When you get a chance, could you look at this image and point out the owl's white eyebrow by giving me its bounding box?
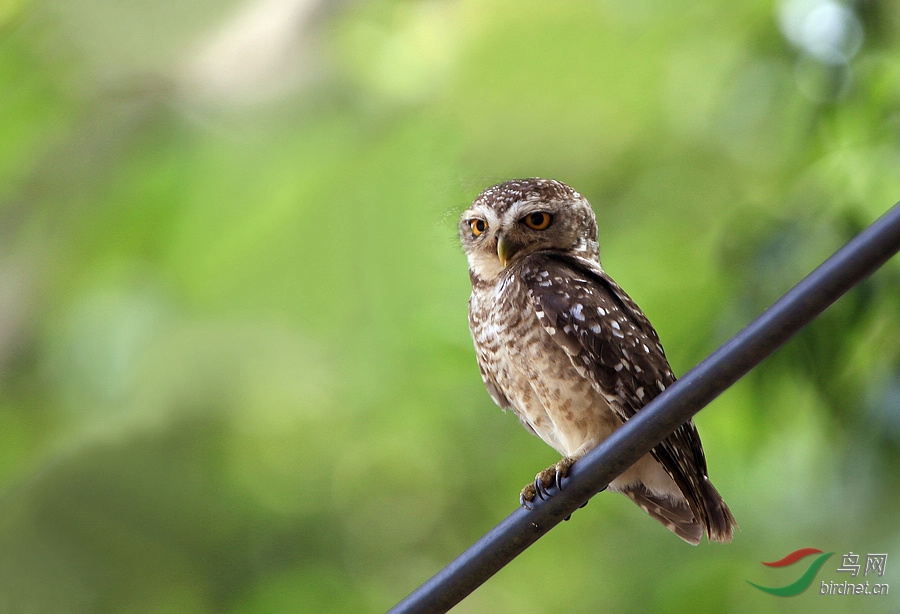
[465,206,500,222]
[513,200,553,214]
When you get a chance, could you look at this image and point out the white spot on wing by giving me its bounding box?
[571,304,585,321]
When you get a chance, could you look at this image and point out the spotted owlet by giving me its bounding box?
[460,178,736,544]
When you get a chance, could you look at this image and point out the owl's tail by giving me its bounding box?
[619,479,738,545]
[696,476,739,543]
[620,484,704,545]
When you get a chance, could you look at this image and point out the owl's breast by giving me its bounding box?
[468,270,619,457]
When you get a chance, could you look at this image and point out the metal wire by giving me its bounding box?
[389,201,900,614]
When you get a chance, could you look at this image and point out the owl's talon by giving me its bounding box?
[520,483,536,509]
[536,465,558,500]
[554,457,575,492]
[534,476,548,500]
[524,458,577,504]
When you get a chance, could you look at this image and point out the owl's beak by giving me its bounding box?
[496,234,521,267]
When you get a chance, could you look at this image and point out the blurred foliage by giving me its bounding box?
[1,0,900,612]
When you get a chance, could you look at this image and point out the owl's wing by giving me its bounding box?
[521,252,714,528]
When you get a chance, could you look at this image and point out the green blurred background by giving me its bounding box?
[2,0,900,612]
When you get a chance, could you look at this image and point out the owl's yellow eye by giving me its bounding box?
[470,219,487,236]
[523,211,552,230]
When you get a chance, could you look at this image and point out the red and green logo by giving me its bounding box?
[748,548,835,596]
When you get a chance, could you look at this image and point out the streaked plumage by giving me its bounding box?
[460,178,736,544]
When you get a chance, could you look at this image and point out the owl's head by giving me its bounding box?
[459,178,600,281]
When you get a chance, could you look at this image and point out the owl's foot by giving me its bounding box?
[519,457,576,509]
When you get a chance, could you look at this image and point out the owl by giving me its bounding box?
[459,178,736,544]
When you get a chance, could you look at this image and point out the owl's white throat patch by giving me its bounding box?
[467,249,506,282]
